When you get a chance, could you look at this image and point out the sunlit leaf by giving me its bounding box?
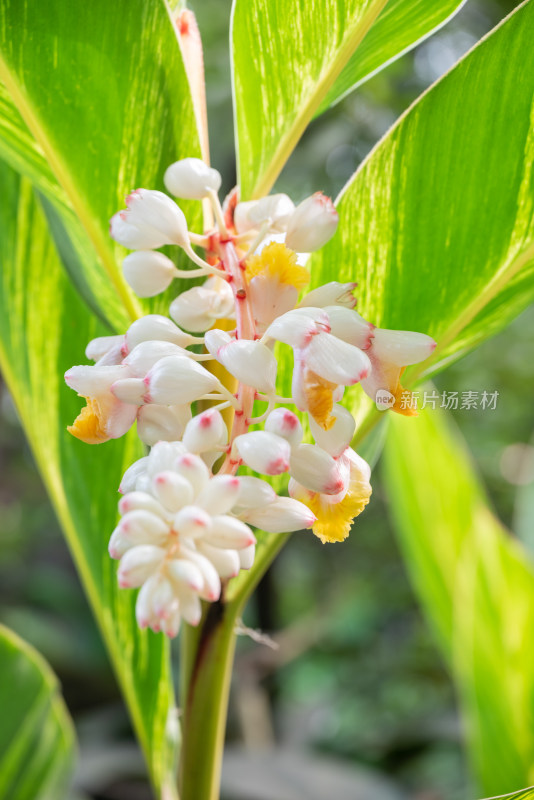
[384,406,534,795]
[319,0,468,113]
[232,0,467,199]
[0,162,177,797]
[307,0,534,434]
[0,0,202,329]
[0,624,74,800]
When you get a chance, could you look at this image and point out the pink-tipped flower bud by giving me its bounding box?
[289,443,346,495]
[164,158,222,200]
[122,251,178,297]
[285,192,338,252]
[233,431,291,476]
[111,189,189,249]
[265,408,303,448]
[182,409,228,454]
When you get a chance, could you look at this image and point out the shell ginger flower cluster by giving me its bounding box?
[65,157,436,637]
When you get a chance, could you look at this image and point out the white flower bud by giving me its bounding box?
[179,548,221,601]
[263,307,330,349]
[119,456,149,494]
[265,408,303,448]
[195,475,241,515]
[238,497,316,533]
[151,471,194,513]
[234,431,291,475]
[206,516,256,549]
[235,476,277,509]
[169,277,234,333]
[285,192,339,252]
[145,355,221,405]
[325,306,374,350]
[110,212,165,250]
[164,158,222,200]
[182,409,227,453]
[173,505,212,538]
[64,364,130,396]
[308,404,355,458]
[167,559,204,592]
[85,335,124,362]
[125,315,196,351]
[118,545,166,588]
[371,328,437,366]
[178,593,203,627]
[136,404,192,446]
[117,189,189,248]
[118,509,169,545]
[239,544,256,570]
[299,282,357,310]
[145,443,187,478]
[111,377,146,405]
[290,443,346,495]
[303,332,371,385]
[234,194,295,234]
[173,453,210,497]
[119,491,169,520]
[123,251,177,297]
[135,574,175,629]
[124,340,189,376]
[197,542,241,579]
[204,330,278,394]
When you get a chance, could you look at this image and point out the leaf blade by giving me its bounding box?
[0,162,177,795]
[0,624,75,800]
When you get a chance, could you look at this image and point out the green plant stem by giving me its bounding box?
[178,530,291,799]
[178,599,237,800]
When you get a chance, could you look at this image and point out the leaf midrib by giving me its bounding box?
[409,239,534,383]
[0,55,142,323]
[246,0,390,199]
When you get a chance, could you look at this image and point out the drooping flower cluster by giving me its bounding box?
[65,157,436,636]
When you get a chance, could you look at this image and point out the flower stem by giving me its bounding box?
[178,600,238,800]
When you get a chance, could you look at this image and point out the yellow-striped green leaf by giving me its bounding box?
[0,0,202,329]
[0,161,177,798]
[0,624,74,800]
[232,0,467,199]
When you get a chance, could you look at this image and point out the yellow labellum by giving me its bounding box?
[392,368,418,417]
[67,396,110,444]
[304,369,336,431]
[295,470,372,544]
[245,242,309,289]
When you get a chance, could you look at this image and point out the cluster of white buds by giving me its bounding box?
[66,157,436,637]
[111,439,314,636]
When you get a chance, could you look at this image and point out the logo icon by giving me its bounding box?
[375,389,395,411]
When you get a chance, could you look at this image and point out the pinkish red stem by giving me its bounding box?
[216,238,256,474]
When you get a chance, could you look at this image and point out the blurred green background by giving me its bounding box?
[1,0,532,797]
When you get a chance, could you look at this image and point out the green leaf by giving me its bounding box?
[319,0,468,113]
[484,790,534,800]
[0,624,75,800]
[0,0,202,329]
[310,0,534,408]
[0,162,177,798]
[384,406,534,795]
[232,0,467,199]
